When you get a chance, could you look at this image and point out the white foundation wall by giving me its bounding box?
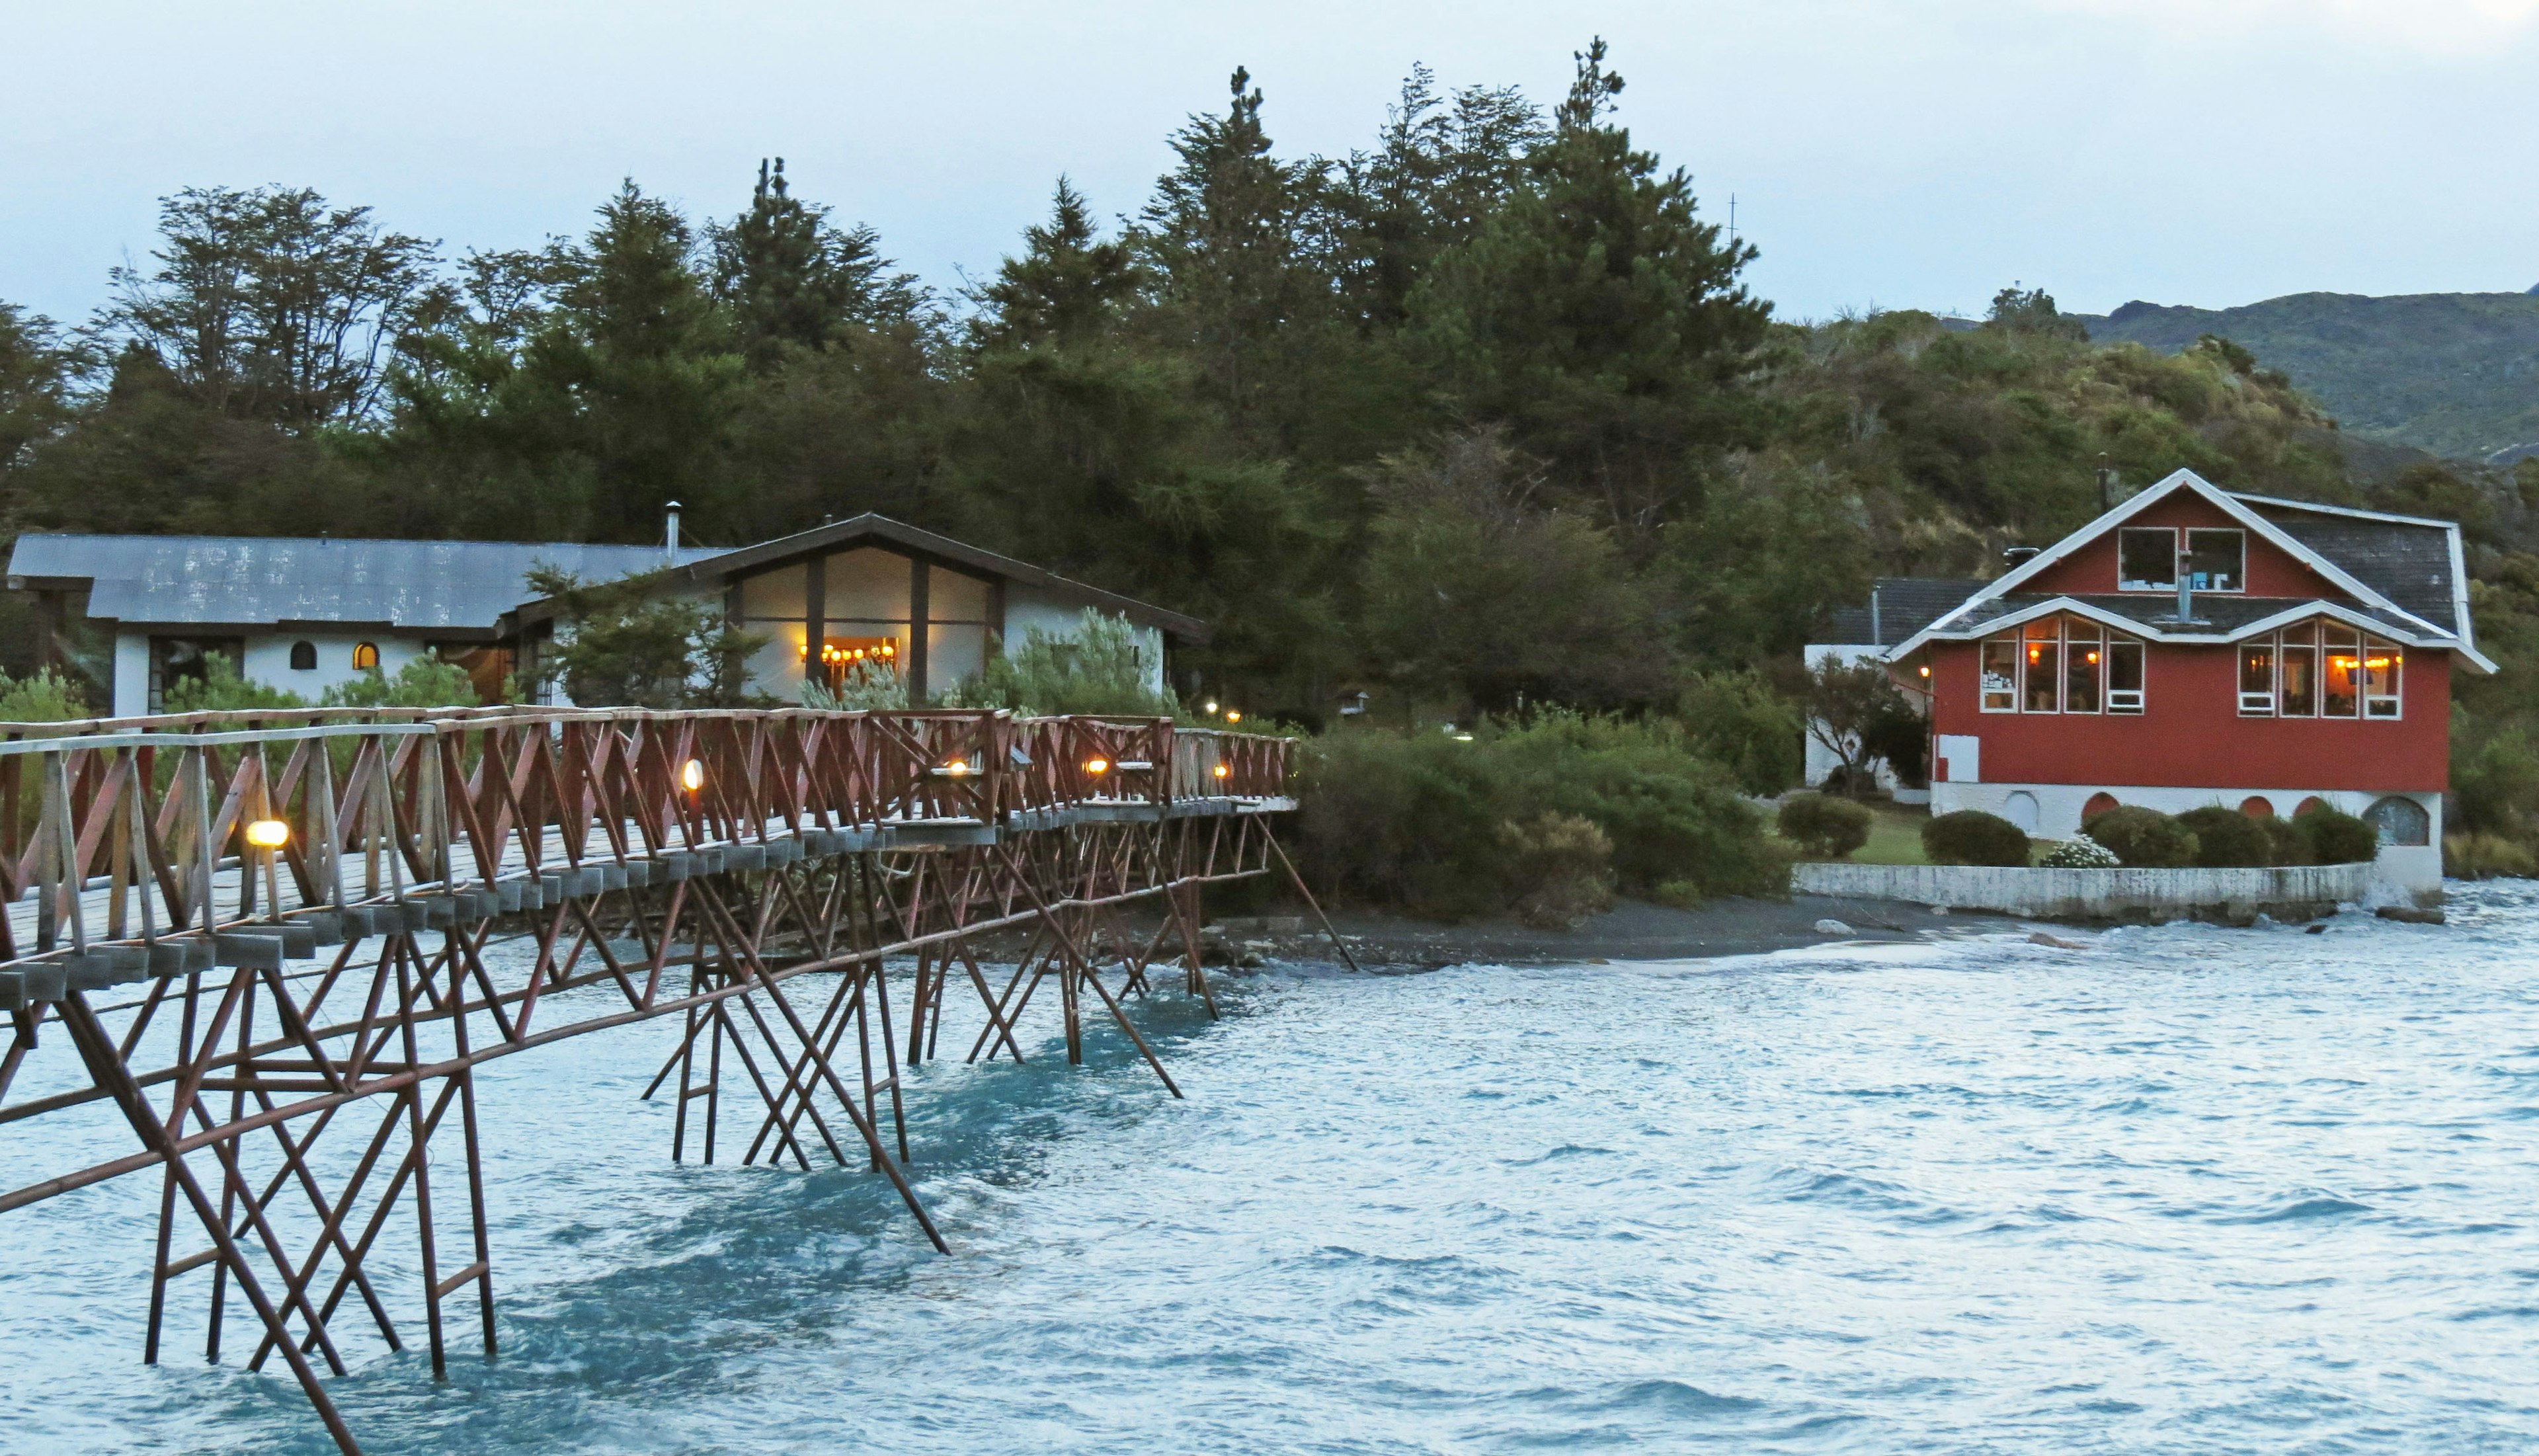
[112,634,149,717]
[244,633,429,703]
[1929,781,2445,893]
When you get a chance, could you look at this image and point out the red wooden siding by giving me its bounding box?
[2025,495,2343,601]
[1927,639,2450,792]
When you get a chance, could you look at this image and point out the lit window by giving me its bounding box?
[2241,620,2399,720]
[351,641,380,670]
[1980,614,2142,715]
[2118,528,2177,590]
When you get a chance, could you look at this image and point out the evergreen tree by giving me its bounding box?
[1408,39,1771,536]
[968,177,1142,351]
[710,157,928,370]
[1332,67,1546,333]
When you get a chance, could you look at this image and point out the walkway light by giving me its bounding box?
[245,819,290,850]
[942,760,972,777]
[680,759,705,793]
[1212,762,1230,780]
[1084,756,1110,776]
[1223,709,1241,724]
[1203,700,1219,714]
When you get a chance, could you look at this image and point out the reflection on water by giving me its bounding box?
[3,886,2536,1453]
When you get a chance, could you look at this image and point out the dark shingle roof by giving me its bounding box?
[2236,500,2460,635]
[1822,578,1989,646]
[7,535,669,632]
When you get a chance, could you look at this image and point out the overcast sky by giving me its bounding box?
[8,0,2536,331]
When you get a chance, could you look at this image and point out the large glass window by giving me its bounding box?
[2182,529,2245,592]
[1980,639,2019,711]
[2118,528,2177,590]
[2023,619,2061,712]
[1982,615,2143,715]
[2239,620,2400,719]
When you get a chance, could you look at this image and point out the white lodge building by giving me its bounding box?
[8,515,1206,716]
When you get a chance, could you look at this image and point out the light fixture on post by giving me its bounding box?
[680,759,705,793]
[245,819,290,850]
[1223,710,1241,725]
[1211,762,1230,781]
[1084,756,1110,776]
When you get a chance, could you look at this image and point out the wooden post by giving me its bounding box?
[906,557,930,702]
[805,552,827,698]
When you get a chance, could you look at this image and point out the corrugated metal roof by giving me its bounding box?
[8,534,670,631]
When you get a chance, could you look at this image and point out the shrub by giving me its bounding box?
[1777,792,1872,860]
[2294,805,2378,865]
[2257,813,2302,868]
[320,657,481,709]
[163,654,309,713]
[2040,833,2118,868]
[1922,810,2031,866]
[938,608,1178,717]
[1498,813,1616,928]
[1292,714,1785,918]
[801,659,909,711]
[0,668,91,723]
[2446,832,2537,879]
[2176,805,2274,868]
[1677,670,1802,795]
[2083,805,2198,868]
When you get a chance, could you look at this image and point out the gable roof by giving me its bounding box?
[506,514,1212,643]
[1886,469,2491,671]
[7,534,666,635]
[1821,577,1989,647]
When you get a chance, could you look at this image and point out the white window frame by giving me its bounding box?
[2236,621,2403,721]
[2182,528,2247,594]
[2117,527,2178,592]
[1978,615,2146,716]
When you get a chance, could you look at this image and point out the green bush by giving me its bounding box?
[1677,670,1802,795]
[2446,832,2536,879]
[1498,812,1616,928]
[0,668,91,723]
[1777,792,1872,859]
[1293,714,1783,918]
[938,608,1178,716]
[2256,813,2301,868]
[1921,810,2031,866]
[163,654,309,713]
[2294,805,2378,865]
[320,657,481,709]
[2176,805,2274,868]
[2083,805,2198,868]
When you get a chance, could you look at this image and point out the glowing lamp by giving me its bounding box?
[245,819,290,850]
[943,760,971,777]
[680,759,705,793]
[1084,757,1110,776]
[1212,762,1231,780]
[1451,732,1476,743]
[1223,710,1242,724]
[1203,700,1219,714]
[1918,665,1931,678]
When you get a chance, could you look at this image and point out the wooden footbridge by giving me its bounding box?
[0,705,1340,1455]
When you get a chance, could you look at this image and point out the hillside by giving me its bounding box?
[2070,290,2539,463]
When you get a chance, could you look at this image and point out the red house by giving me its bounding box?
[1885,469,2489,891]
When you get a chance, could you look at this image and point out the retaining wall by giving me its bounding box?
[1791,860,2374,922]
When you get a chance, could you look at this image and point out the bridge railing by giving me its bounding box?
[0,706,1294,978]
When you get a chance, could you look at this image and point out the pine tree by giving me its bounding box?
[711,158,928,370]
[1408,38,1771,536]
[968,177,1141,351]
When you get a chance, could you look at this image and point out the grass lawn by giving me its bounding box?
[1851,801,1935,865]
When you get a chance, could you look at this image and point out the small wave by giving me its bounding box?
[2208,1195,2372,1225]
[1590,1377,1766,1418]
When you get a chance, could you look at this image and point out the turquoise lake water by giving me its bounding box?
[2,888,2534,1453]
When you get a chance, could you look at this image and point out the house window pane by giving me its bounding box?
[2279,642,2316,715]
[2183,529,2245,592]
[2238,641,2275,715]
[2321,627,2360,717]
[2023,620,2061,712]
[2107,637,2145,713]
[2063,620,2101,713]
[352,641,380,670]
[2364,639,2402,718]
[2118,528,2177,590]
[1980,638,2018,711]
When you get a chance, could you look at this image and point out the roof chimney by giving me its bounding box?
[665,501,683,565]
[2002,546,2040,569]
[1870,585,1883,647]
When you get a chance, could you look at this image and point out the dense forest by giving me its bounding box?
[7,39,2539,880]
